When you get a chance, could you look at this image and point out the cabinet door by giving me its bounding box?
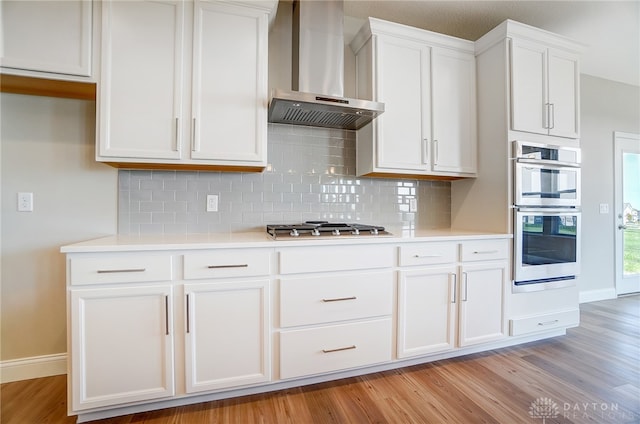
[458,261,507,347]
[70,285,174,411]
[510,39,548,136]
[184,280,270,393]
[375,35,430,171]
[98,0,184,160]
[431,48,477,174]
[1,0,92,77]
[397,266,457,358]
[548,48,579,138]
[190,1,267,164]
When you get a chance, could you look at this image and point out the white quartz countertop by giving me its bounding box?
[61,229,511,253]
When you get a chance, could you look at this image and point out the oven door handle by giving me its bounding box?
[515,207,581,213]
[516,158,581,168]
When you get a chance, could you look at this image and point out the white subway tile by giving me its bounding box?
[118,127,451,235]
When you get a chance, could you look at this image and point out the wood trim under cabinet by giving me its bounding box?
[0,74,96,100]
[102,162,266,173]
[361,172,469,181]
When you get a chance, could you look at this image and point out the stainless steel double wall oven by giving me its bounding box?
[512,141,581,292]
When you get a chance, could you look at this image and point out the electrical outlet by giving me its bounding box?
[206,194,219,212]
[409,198,418,212]
[18,192,33,212]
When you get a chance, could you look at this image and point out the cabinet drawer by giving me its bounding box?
[183,250,271,279]
[69,255,172,285]
[280,272,393,327]
[460,239,509,262]
[510,308,579,336]
[278,245,394,274]
[279,318,392,380]
[399,242,458,266]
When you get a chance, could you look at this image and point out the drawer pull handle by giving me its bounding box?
[538,319,559,326]
[97,268,146,274]
[472,250,499,255]
[414,254,443,258]
[322,345,356,353]
[322,296,357,303]
[207,264,249,269]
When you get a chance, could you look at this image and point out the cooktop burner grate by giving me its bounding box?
[266,221,390,239]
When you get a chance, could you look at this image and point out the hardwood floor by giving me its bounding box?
[2,295,639,424]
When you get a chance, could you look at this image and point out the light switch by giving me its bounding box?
[599,203,609,214]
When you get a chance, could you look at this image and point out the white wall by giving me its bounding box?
[579,75,640,301]
[0,93,117,372]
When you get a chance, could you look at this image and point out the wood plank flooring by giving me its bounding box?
[2,295,639,424]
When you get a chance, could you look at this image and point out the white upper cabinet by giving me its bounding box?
[97,0,275,170]
[373,35,431,172]
[351,18,477,179]
[511,36,580,139]
[1,0,93,79]
[190,1,267,163]
[547,48,580,138]
[431,47,477,174]
[98,0,184,160]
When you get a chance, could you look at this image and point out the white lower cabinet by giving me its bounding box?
[184,280,270,393]
[397,239,509,359]
[70,285,175,410]
[458,262,508,346]
[66,248,272,417]
[398,265,457,357]
[277,246,395,380]
[64,235,567,422]
[279,318,393,380]
[510,309,579,336]
[508,285,580,337]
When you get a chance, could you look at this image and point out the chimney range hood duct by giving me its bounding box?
[268,0,384,130]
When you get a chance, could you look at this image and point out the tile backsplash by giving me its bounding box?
[118,124,451,234]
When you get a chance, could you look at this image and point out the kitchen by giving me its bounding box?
[1,0,639,423]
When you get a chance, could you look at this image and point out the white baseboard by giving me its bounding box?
[579,288,617,304]
[0,353,67,383]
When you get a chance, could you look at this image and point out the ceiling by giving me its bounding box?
[341,1,640,87]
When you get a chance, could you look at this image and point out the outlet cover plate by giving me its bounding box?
[206,194,219,212]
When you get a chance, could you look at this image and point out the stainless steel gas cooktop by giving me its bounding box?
[266,221,391,239]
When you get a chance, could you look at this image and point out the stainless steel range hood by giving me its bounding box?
[268,0,384,130]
